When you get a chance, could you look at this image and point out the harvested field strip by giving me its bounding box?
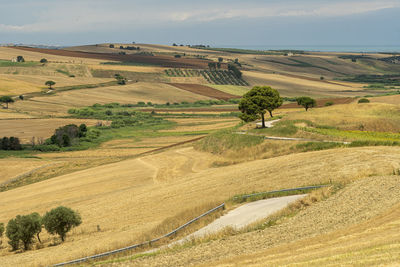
[167,83,238,100]
[12,47,212,69]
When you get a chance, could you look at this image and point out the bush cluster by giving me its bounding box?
[1,137,22,150]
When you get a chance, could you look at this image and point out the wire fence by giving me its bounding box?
[53,203,225,266]
[233,185,329,201]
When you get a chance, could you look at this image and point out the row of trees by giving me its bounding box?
[238,86,318,128]
[0,206,81,251]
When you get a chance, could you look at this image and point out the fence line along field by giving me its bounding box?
[1,146,400,266]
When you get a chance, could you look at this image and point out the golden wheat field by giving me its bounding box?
[287,102,400,132]
[0,118,98,143]
[1,145,400,266]
[0,158,50,184]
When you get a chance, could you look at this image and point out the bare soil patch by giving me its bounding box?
[167,83,238,100]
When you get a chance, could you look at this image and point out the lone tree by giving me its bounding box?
[239,86,283,128]
[0,96,14,109]
[296,96,316,111]
[40,58,48,64]
[45,80,56,89]
[43,206,81,242]
[16,56,25,62]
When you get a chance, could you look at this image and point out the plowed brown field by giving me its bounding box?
[12,47,212,69]
[167,83,238,100]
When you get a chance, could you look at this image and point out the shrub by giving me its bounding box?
[1,136,22,150]
[325,101,334,106]
[50,124,80,147]
[43,206,82,242]
[358,98,370,103]
[17,56,25,62]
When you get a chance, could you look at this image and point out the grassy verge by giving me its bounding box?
[195,128,263,154]
[304,127,400,142]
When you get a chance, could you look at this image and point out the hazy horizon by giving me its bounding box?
[1,0,399,50]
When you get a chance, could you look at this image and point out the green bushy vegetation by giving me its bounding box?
[0,60,39,67]
[249,119,297,136]
[116,99,240,109]
[342,74,400,86]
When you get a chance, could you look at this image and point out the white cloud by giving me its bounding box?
[0,0,398,33]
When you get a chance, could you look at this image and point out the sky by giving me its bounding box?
[0,0,399,49]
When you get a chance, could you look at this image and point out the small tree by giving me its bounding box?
[45,81,56,89]
[358,98,370,103]
[109,44,115,48]
[239,86,283,128]
[114,74,126,85]
[6,218,20,250]
[218,57,223,63]
[16,214,41,250]
[296,96,317,111]
[0,96,14,109]
[17,56,25,62]
[40,58,48,64]
[43,206,82,242]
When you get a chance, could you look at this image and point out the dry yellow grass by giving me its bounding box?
[0,75,41,95]
[0,158,50,184]
[1,146,400,266]
[0,118,98,143]
[242,71,361,98]
[287,102,400,132]
[6,74,113,88]
[27,82,210,107]
[369,94,400,105]
[128,175,400,267]
[160,119,239,133]
[0,110,32,119]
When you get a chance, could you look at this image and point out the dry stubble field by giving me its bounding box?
[1,146,400,266]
